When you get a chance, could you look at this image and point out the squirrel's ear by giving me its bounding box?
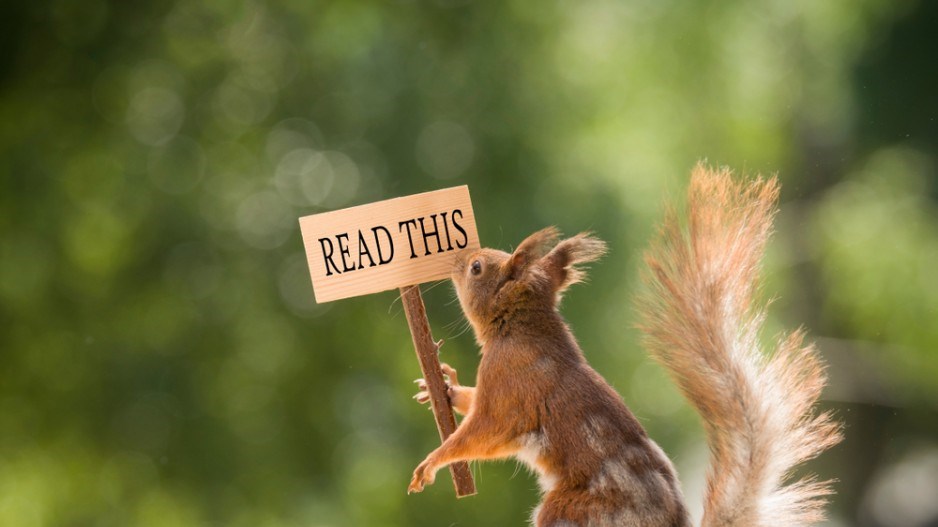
[507,227,560,279]
[542,233,607,294]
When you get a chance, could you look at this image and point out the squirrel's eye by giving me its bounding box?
[470,260,482,276]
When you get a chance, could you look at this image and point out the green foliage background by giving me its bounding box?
[1,0,936,526]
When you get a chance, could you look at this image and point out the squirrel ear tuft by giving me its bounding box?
[507,227,560,279]
[542,233,607,294]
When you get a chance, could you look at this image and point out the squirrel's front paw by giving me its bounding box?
[407,459,436,494]
[413,363,461,405]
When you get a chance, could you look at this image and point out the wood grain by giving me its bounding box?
[299,186,479,303]
[400,285,477,497]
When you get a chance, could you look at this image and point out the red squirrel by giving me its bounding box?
[409,165,842,527]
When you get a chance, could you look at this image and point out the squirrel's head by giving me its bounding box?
[451,227,607,344]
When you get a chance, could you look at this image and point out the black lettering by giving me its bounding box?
[440,211,454,251]
[372,226,394,265]
[398,219,420,259]
[357,230,376,269]
[318,237,342,276]
[451,209,468,248]
[418,214,445,256]
[336,233,355,272]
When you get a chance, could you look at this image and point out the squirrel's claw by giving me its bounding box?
[440,363,460,386]
[413,365,460,405]
[407,475,424,494]
[414,378,430,405]
[408,459,435,494]
[413,390,430,404]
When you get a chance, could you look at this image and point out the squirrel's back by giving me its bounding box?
[637,164,842,527]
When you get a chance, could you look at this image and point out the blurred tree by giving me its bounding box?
[0,0,935,526]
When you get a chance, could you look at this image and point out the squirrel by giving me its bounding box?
[409,164,842,527]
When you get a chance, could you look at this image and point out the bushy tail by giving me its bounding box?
[637,164,842,527]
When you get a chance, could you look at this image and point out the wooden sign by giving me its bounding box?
[298,186,479,497]
[299,186,480,303]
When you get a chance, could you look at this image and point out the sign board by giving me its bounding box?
[299,186,480,303]
[297,185,480,497]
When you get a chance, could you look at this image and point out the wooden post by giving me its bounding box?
[400,285,477,497]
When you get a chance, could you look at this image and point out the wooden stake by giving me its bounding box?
[400,285,477,498]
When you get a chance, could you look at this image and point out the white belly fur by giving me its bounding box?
[515,432,558,492]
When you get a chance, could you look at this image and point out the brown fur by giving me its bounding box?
[408,164,841,527]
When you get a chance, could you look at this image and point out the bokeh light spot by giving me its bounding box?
[236,190,294,249]
[415,121,475,180]
[148,136,205,194]
[126,87,185,146]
